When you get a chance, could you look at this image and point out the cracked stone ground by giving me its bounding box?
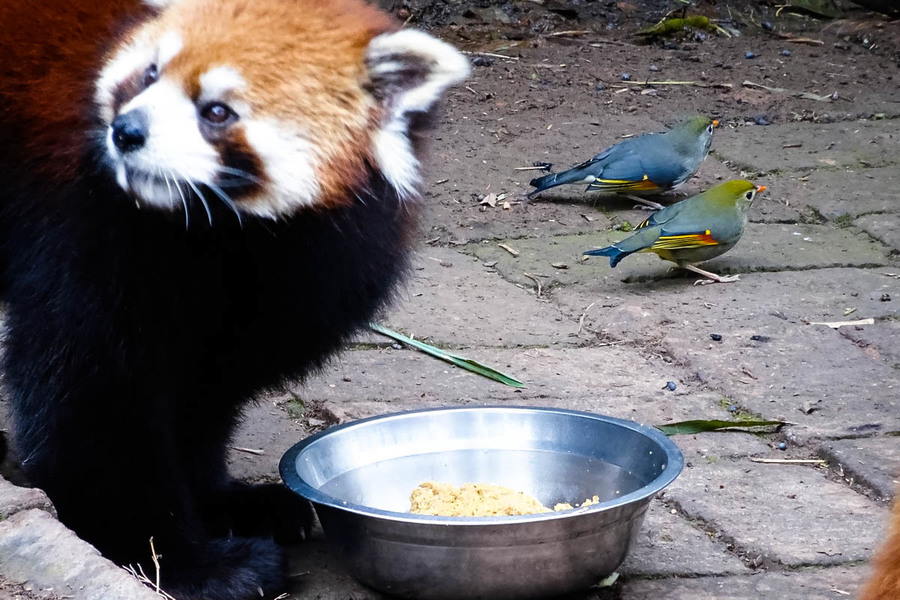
[1,4,899,600]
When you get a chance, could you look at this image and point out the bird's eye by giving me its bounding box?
[745,191,753,200]
[142,64,159,88]
[200,102,236,126]
[707,125,714,134]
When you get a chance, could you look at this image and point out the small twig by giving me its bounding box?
[782,143,803,149]
[808,318,874,329]
[589,40,640,48]
[150,537,162,594]
[515,165,552,171]
[749,458,827,465]
[461,50,519,61]
[549,30,592,37]
[523,272,543,298]
[619,80,733,90]
[498,243,520,256]
[577,302,596,336]
[231,446,265,455]
[465,86,479,96]
[883,273,900,279]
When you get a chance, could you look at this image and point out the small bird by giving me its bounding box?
[528,116,717,208]
[583,180,765,284]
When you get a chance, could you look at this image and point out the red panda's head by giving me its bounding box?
[95,0,468,219]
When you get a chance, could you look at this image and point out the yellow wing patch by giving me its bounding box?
[650,230,719,251]
[587,174,661,193]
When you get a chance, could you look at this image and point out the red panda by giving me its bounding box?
[0,0,467,598]
[860,496,900,600]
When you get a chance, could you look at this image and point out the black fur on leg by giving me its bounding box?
[157,536,286,600]
[201,482,315,544]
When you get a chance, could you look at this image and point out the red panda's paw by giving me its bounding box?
[205,482,316,544]
[160,536,286,600]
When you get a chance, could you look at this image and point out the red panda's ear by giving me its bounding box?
[365,30,469,119]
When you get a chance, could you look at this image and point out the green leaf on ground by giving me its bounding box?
[657,419,785,436]
[369,323,526,388]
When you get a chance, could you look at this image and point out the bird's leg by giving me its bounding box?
[624,195,663,211]
[684,264,741,285]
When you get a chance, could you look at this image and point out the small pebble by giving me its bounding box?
[471,56,494,67]
[728,405,737,413]
[621,72,631,81]
[595,82,606,91]
[781,49,791,57]
[753,115,771,126]
[777,442,787,451]
[664,381,677,391]
[649,64,660,72]
[761,21,773,31]
[710,333,722,341]
[745,51,756,59]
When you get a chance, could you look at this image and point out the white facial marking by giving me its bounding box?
[199,67,251,117]
[142,0,179,8]
[366,30,468,199]
[95,40,155,123]
[157,32,183,69]
[242,120,320,218]
[111,80,219,209]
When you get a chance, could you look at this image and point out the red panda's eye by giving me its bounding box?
[201,102,235,125]
[142,64,159,88]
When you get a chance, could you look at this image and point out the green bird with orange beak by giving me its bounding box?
[584,180,766,284]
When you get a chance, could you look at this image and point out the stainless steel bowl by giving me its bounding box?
[279,407,683,599]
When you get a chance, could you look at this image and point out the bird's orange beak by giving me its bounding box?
[712,120,719,127]
[756,185,767,193]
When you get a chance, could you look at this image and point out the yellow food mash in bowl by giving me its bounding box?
[409,481,599,517]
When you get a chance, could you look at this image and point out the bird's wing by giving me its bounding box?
[649,229,720,251]
[586,136,685,192]
[633,201,721,250]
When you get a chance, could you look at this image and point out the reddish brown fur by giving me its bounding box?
[860,495,900,600]
[0,0,151,185]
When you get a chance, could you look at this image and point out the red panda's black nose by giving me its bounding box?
[111,111,148,153]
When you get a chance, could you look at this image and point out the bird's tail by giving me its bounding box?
[583,245,630,268]
[529,162,596,197]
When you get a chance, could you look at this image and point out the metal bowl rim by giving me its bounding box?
[279,406,684,526]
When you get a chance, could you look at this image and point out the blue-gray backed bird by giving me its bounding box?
[529,116,717,208]
[583,180,765,284]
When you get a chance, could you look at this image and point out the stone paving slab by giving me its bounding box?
[0,478,54,520]
[667,460,887,566]
[855,212,900,252]
[228,394,308,484]
[819,437,900,501]
[549,268,900,442]
[620,500,750,577]
[465,223,892,292]
[772,166,900,221]
[288,345,727,429]
[620,566,870,600]
[0,510,157,600]
[379,248,580,348]
[840,319,900,368]
[712,120,900,174]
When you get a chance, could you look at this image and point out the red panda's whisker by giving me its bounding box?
[168,173,190,231]
[178,171,213,227]
[215,165,262,185]
[205,181,243,228]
